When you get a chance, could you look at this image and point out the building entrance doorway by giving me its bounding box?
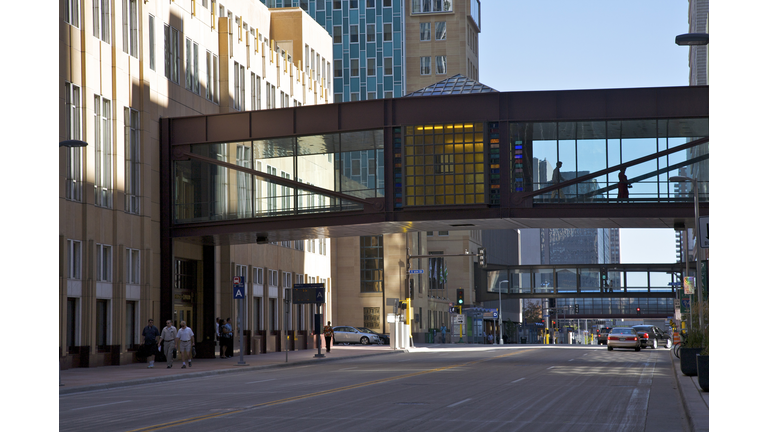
[174,305,194,328]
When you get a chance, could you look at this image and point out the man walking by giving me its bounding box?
[176,321,195,368]
[222,318,233,358]
[141,319,160,368]
[323,321,334,353]
[157,320,177,368]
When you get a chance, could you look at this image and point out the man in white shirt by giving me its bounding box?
[175,320,195,369]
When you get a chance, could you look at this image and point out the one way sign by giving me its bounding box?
[233,276,245,299]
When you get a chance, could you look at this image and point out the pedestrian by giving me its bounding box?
[323,321,334,353]
[222,318,234,358]
[157,320,177,369]
[216,317,225,359]
[141,319,160,368]
[176,320,195,369]
[440,324,447,344]
[617,168,631,199]
[550,161,565,200]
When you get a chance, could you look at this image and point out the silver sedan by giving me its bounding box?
[606,327,641,351]
[332,326,380,345]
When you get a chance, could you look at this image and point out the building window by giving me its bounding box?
[64,82,82,202]
[67,298,78,351]
[186,39,200,94]
[165,25,181,83]
[384,57,393,75]
[367,91,376,101]
[126,301,137,349]
[351,59,359,77]
[435,55,447,74]
[96,243,112,282]
[94,96,113,208]
[367,58,375,76]
[350,25,359,43]
[93,0,111,43]
[334,60,343,78]
[364,307,380,329]
[126,248,140,285]
[206,51,219,103]
[124,107,140,214]
[333,26,342,44]
[333,0,341,9]
[384,23,392,41]
[233,61,242,110]
[148,15,156,70]
[435,21,447,40]
[65,0,80,28]
[68,240,82,280]
[96,299,110,350]
[420,23,431,41]
[429,254,446,290]
[420,56,431,75]
[236,144,252,217]
[254,267,264,285]
[412,0,453,14]
[122,0,139,57]
[269,269,278,287]
[367,24,376,42]
[360,236,383,293]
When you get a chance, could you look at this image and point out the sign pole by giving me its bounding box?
[233,276,248,366]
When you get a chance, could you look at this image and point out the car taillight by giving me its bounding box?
[608,336,617,340]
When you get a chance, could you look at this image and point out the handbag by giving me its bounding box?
[192,346,197,358]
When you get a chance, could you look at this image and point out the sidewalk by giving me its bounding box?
[59,345,400,395]
[670,348,709,432]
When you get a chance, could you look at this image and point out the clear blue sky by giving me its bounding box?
[478,1,689,264]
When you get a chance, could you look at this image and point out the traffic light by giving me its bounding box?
[478,248,487,268]
[636,307,641,315]
[574,304,579,314]
[457,288,464,305]
[600,267,608,288]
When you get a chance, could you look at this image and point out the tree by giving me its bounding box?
[523,300,542,324]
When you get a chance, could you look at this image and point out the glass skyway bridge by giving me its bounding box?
[482,263,688,319]
[162,85,708,244]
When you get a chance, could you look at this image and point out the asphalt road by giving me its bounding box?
[59,345,687,432]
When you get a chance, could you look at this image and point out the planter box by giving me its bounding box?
[697,354,709,392]
[680,347,704,376]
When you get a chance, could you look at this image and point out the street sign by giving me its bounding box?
[455,315,465,324]
[408,269,424,274]
[699,216,709,248]
[233,277,245,299]
[293,283,325,304]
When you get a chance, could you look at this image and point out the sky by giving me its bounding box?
[478,1,689,264]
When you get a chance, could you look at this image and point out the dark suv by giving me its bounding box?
[597,328,612,345]
[632,325,671,349]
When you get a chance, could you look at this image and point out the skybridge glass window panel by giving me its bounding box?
[649,271,676,293]
[511,269,531,294]
[555,268,577,293]
[626,271,649,292]
[533,269,554,293]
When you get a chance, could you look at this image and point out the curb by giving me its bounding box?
[60,350,402,395]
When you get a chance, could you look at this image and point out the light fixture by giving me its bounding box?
[675,33,708,46]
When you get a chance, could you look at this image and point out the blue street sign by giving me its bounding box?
[408,269,424,274]
[233,276,245,299]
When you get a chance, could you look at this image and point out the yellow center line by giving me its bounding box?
[128,349,532,432]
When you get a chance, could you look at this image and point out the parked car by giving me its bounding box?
[606,327,641,351]
[332,326,380,345]
[356,327,390,345]
[632,325,672,349]
[597,328,612,345]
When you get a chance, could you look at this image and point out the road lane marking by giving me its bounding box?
[447,398,472,408]
[69,400,133,411]
[510,378,525,384]
[245,379,276,384]
[127,349,534,432]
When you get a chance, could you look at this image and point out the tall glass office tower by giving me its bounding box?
[261,0,405,102]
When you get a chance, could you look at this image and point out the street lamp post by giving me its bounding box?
[670,176,704,331]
